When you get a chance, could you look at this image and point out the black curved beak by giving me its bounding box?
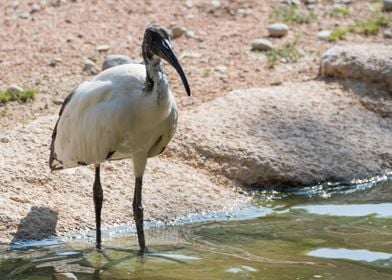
[156,39,191,96]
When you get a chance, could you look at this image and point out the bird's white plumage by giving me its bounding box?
[51,63,177,173]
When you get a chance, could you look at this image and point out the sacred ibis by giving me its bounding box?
[49,26,191,253]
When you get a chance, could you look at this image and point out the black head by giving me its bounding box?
[142,26,191,96]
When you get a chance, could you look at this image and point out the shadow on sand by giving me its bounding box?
[11,206,58,246]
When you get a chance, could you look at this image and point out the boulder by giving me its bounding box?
[320,44,392,90]
[169,81,392,188]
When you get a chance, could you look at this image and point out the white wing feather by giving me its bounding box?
[51,64,146,169]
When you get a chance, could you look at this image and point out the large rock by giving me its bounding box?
[169,81,391,188]
[320,45,392,90]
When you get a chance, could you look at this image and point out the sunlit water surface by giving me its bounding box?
[1,175,391,279]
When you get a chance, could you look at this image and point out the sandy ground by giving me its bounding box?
[0,0,391,128]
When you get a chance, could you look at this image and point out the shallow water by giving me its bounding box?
[1,175,391,280]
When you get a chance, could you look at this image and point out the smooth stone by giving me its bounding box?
[180,51,201,59]
[20,12,29,19]
[96,45,110,52]
[317,30,332,40]
[52,98,64,106]
[52,273,78,280]
[211,0,221,8]
[321,44,392,91]
[215,65,228,75]
[83,58,99,75]
[171,26,187,39]
[185,0,193,8]
[384,0,392,11]
[0,137,10,143]
[252,38,273,51]
[31,3,40,13]
[6,85,23,94]
[102,54,134,70]
[384,29,392,38]
[267,23,289,37]
[282,0,300,5]
[185,30,195,38]
[306,4,317,9]
[49,58,62,67]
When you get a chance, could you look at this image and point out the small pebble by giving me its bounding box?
[185,0,193,8]
[211,0,221,8]
[20,12,29,19]
[180,51,202,59]
[7,85,23,94]
[307,4,317,10]
[237,8,251,15]
[102,54,134,70]
[215,65,227,75]
[267,23,289,37]
[384,29,392,38]
[30,3,40,13]
[0,137,10,143]
[317,30,332,40]
[83,59,99,75]
[384,0,392,11]
[52,273,78,280]
[171,26,187,39]
[185,30,195,38]
[96,45,110,52]
[281,0,300,5]
[52,98,64,105]
[251,38,273,51]
[48,58,62,67]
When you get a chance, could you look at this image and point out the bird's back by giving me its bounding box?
[50,64,150,170]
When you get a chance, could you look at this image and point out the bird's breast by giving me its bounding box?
[115,94,177,156]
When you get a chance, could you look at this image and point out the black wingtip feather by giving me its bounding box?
[49,89,76,170]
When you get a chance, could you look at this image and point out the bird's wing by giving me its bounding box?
[50,64,146,170]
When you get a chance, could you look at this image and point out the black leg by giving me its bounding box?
[133,176,146,253]
[93,165,103,249]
